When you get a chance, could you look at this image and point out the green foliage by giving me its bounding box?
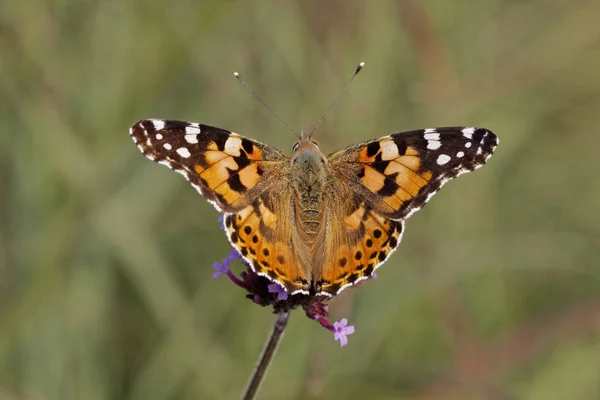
[1,0,599,398]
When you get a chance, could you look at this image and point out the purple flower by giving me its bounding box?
[218,214,226,231]
[212,249,243,279]
[267,283,288,301]
[333,318,355,347]
[211,261,230,279]
[225,249,241,263]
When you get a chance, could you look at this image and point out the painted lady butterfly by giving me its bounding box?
[130,118,497,297]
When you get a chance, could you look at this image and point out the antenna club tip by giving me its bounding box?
[355,62,365,74]
[233,72,239,77]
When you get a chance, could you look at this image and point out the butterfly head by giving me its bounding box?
[291,131,327,168]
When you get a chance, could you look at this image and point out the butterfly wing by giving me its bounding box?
[328,127,498,220]
[130,119,309,294]
[315,185,405,296]
[316,127,498,296]
[130,119,289,212]
[223,187,311,295]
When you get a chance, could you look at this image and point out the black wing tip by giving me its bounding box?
[129,119,161,138]
[474,127,499,146]
[473,127,499,158]
[129,119,166,157]
[129,121,147,147]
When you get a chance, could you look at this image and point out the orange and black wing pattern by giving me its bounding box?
[130,119,311,293]
[316,127,498,296]
[328,127,498,220]
[317,187,405,296]
[223,188,311,295]
[130,119,289,212]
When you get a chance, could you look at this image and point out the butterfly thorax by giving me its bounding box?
[290,141,329,238]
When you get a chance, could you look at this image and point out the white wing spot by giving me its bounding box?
[427,140,441,150]
[436,154,451,165]
[457,151,465,158]
[155,134,163,140]
[462,127,475,139]
[424,132,440,141]
[177,147,192,158]
[380,139,399,160]
[424,128,437,134]
[151,120,165,131]
[185,125,201,134]
[163,143,172,150]
[185,135,199,144]
[224,136,242,156]
[465,142,472,148]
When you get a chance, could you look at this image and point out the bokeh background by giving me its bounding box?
[2,0,600,399]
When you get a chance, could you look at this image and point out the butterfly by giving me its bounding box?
[130,119,497,297]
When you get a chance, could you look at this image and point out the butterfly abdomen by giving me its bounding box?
[290,142,330,236]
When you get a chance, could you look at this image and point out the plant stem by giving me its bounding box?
[241,311,290,400]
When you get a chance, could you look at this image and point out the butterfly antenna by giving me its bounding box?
[234,72,301,139]
[308,61,365,138]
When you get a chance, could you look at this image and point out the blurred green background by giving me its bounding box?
[2,0,600,399]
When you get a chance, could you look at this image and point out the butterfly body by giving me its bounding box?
[290,136,329,236]
[130,120,498,298]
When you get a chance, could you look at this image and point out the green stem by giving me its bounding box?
[241,311,290,400]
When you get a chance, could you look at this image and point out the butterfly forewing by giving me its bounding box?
[328,127,498,221]
[130,119,289,212]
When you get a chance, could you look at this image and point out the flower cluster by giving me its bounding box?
[212,216,357,347]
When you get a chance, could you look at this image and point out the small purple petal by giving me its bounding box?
[226,249,242,262]
[333,318,355,347]
[334,318,348,330]
[220,249,241,272]
[218,214,226,231]
[267,283,288,301]
[370,272,377,280]
[211,261,229,279]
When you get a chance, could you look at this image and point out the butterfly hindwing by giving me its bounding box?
[328,127,498,220]
[318,190,405,296]
[130,119,289,212]
[224,189,310,295]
